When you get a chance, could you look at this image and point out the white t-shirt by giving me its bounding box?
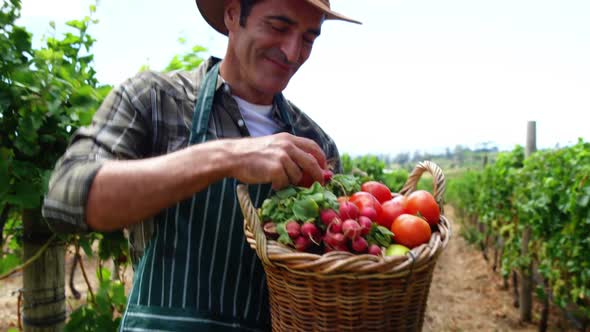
[231,95,281,137]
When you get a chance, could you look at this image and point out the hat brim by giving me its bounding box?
[306,0,362,26]
[195,0,361,36]
[195,0,227,35]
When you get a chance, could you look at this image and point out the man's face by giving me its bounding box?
[227,0,324,96]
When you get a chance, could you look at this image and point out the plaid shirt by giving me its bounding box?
[42,57,341,263]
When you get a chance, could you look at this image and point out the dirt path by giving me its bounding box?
[0,206,578,331]
[423,206,570,332]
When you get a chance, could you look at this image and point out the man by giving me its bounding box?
[43,0,360,330]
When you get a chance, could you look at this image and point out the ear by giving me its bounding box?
[223,0,241,33]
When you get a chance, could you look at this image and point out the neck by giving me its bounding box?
[219,57,274,105]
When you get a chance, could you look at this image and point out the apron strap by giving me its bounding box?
[189,61,221,145]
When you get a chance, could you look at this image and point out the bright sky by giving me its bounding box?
[18,0,590,156]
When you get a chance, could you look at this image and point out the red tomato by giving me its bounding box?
[406,190,440,225]
[360,181,392,204]
[377,195,408,229]
[391,214,431,249]
[349,192,382,219]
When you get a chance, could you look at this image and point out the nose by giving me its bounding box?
[280,34,302,64]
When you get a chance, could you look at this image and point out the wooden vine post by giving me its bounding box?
[22,209,66,331]
[520,121,536,322]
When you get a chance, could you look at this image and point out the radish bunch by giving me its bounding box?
[263,199,390,255]
[320,201,382,255]
[260,174,394,255]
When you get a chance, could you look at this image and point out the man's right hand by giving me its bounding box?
[225,132,327,190]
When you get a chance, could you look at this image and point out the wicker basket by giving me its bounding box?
[237,161,451,332]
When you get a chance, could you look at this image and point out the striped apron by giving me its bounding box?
[120,61,293,331]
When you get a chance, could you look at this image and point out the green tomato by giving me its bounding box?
[385,244,410,257]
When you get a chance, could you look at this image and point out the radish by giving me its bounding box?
[294,236,311,251]
[320,209,339,227]
[301,222,321,244]
[359,207,378,221]
[285,220,300,239]
[323,169,334,182]
[342,219,361,240]
[358,216,372,236]
[368,244,382,256]
[331,243,350,252]
[301,223,319,237]
[324,231,346,247]
[351,236,368,253]
[339,201,359,220]
[328,218,342,234]
[297,171,315,187]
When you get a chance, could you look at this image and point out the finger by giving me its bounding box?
[271,170,290,191]
[290,136,327,169]
[290,148,324,185]
[281,155,303,185]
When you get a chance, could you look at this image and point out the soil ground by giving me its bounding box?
[422,206,576,332]
[0,206,582,331]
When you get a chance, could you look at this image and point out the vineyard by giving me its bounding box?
[446,140,590,331]
[2,0,590,331]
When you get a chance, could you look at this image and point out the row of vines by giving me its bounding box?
[0,1,207,330]
[446,140,590,331]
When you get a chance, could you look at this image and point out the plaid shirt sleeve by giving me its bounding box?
[42,73,153,233]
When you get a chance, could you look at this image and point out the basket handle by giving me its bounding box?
[399,161,446,210]
[236,184,272,266]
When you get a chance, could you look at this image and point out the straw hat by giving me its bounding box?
[195,0,361,35]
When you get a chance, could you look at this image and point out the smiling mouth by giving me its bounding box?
[265,56,295,73]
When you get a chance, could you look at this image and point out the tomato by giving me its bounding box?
[377,195,408,229]
[406,190,440,225]
[360,181,392,204]
[391,214,431,249]
[349,191,382,218]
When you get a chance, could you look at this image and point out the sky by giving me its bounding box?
[17,0,590,156]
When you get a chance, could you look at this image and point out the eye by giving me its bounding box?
[269,24,288,33]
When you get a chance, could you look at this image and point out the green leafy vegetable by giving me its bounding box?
[367,224,394,248]
[325,174,361,197]
[292,197,319,222]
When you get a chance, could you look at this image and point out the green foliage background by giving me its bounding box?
[0,1,208,330]
[446,141,590,321]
